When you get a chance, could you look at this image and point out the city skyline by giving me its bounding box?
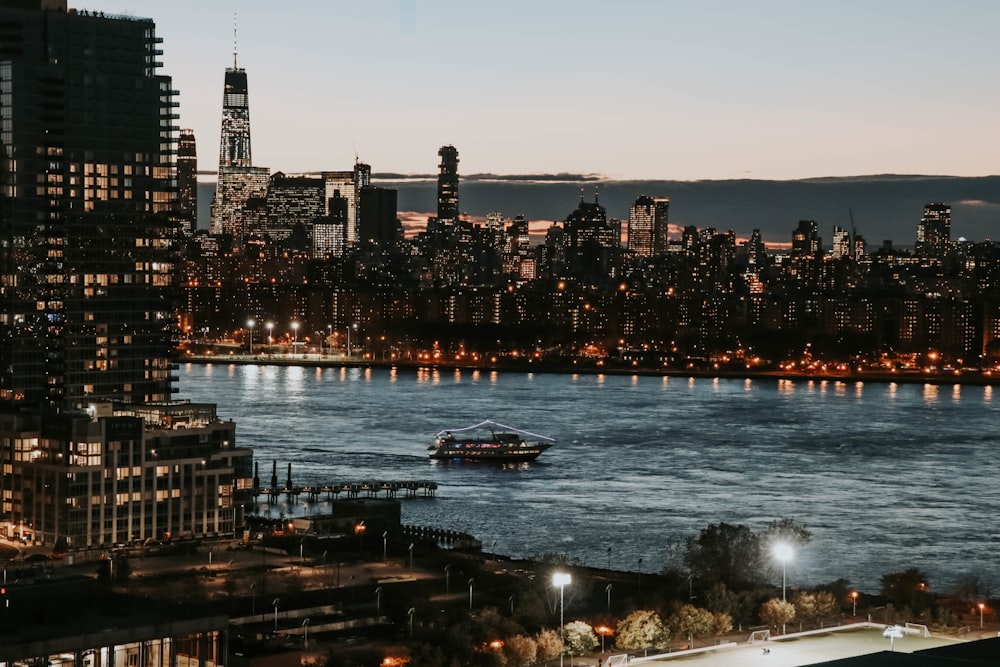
[85,0,1000,182]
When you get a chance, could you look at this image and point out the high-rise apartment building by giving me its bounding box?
[915,202,952,258]
[436,145,459,225]
[0,2,253,549]
[177,129,198,234]
[267,172,324,241]
[628,195,670,256]
[0,1,178,408]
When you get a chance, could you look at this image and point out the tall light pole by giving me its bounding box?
[851,591,858,616]
[250,583,256,617]
[327,324,332,357]
[606,583,612,611]
[383,531,388,562]
[246,319,255,355]
[408,542,415,570]
[979,602,985,628]
[773,543,794,601]
[553,572,571,667]
[445,564,451,594]
[291,322,299,352]
[468,578,475,610]
[272,598,280,632]
[266,322,274,351]
[375,586,382,616]
[302,618,310,648]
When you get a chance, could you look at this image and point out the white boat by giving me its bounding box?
[428,420,556,462]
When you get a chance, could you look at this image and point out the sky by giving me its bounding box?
[85,0,1000,182]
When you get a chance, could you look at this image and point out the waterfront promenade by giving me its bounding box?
[181,351,1000,387]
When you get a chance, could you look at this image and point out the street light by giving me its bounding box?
[375,586,382,616]
[266,322,274,350]
[606,583,612,611]
[250,583,256,617]
[302,618,310,648]
[246,319,255,355]
[596,625,611,653]
[468,577,475,610]
[851,591,858,616]
[445,564,451,594]
[291,322,299,352]
[383,530,388,562]
[979,602,985,628]
[272,598,281,632]
[408,607,416,637]
[773,542,794,601]
[408,542,415,570]
[553,572,571,667]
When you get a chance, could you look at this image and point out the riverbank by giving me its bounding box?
[179,352,998,387]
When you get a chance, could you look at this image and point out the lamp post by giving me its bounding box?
[302,618,310,648]
[979,602,985,629]
[553,572,571,667]
[326,324,332,357]
[246,319,255,355]
[597,625,611,653]
[444,564,451,594]
[250,583,256,617]
[606,583,612,611]
[851,591,858,616]
[468,577,475,610]
[375,586,382,616]
[266,322,274,351]
[408,542,414,571]
[383,531,388,562]
[408,607,416,637]
[291,322,299,353]
[272,598,280,632]
[773,543,794,601]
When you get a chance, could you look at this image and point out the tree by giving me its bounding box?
[712,611,733,636]
[667,604,715,645]
[615,610,670,650]
[563,621,598,656]
[684,522,761,589]
[534,628,562,662]
[880,568,934,615]
[792,591,837,626]
[504,635,537,667]
[759,598,795,633]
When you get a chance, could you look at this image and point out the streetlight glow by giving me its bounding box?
[773,542,794,601]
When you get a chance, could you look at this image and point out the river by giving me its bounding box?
[179,363,1000,592]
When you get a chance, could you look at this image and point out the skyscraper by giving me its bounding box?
[436,145,459,225]
[177,129,198,233]
[210,46,268,238]
[628,195,670,256]
[915,202,951,258]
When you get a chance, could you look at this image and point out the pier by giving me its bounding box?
[252,460,437,505]
[253,480,437,503]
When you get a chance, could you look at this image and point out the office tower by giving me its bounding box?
[210,47,268,238]
[564,190,620,280]
[628,195,670,256]
[436,145,459,225]
[915,202,951,258]
[314,192,348,258]
[321,161,369,252]
[358,186,399,248]
[0,2,252,550]
[267,172,324,241]
[832,226,851,260]
[177,129,198,234]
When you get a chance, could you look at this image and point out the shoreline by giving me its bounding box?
[178,353,997,388]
